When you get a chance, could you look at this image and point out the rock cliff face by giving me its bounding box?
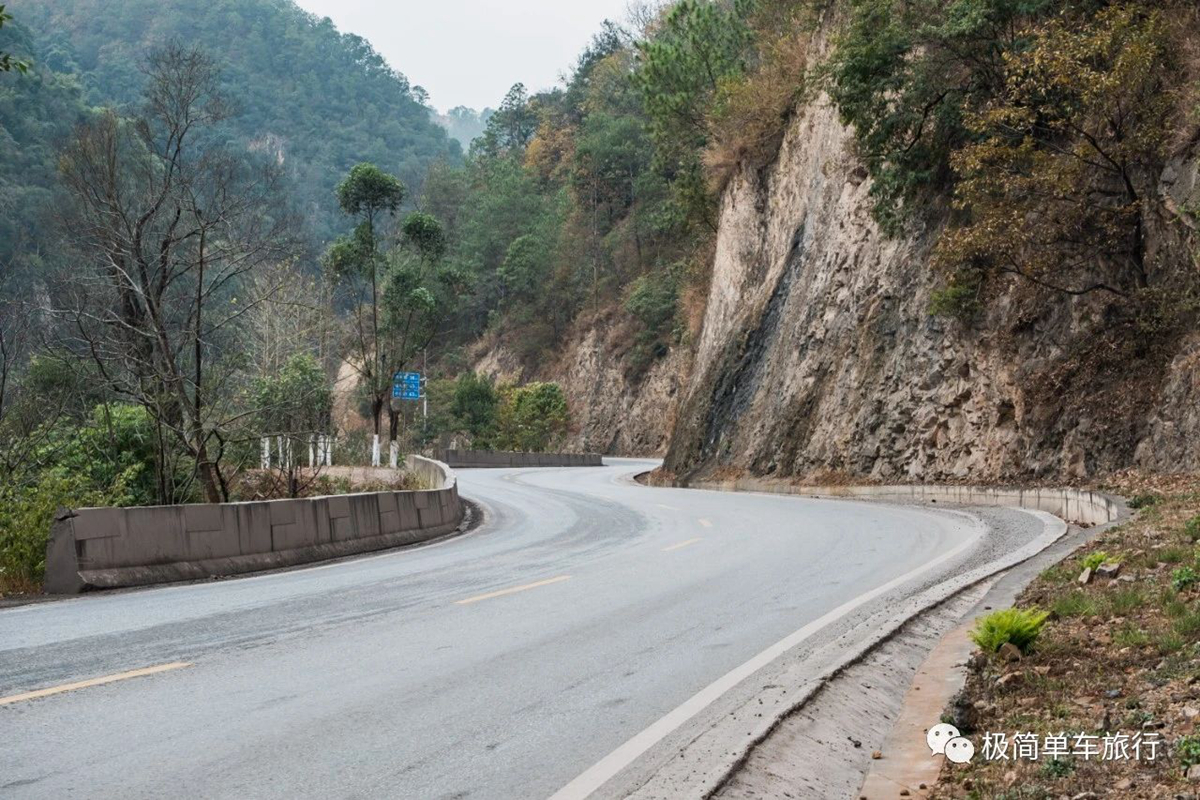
[472,75,1199,480]
[660,92,1200,483]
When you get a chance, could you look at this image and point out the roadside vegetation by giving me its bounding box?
[934,474,1200,797]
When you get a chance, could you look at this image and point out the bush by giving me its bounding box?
[1128,493,1162,510]
[0,473,109,592]
[495,382,570,453]
[29,403,164,506]
[1177,735,1200,770]
[1184,516,1200,543]
[1082,551,1110,571]
[624,271,680,380]
[451,372,500,445]
[1173,567,1198,592]
[929,274,982,321]
[971,607,1051,654]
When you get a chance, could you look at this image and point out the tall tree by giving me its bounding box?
[935,4,1171,301]
[326,162,404,465]
[55,44,296,503]
[380,211,454,463]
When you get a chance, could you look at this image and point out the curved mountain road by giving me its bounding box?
[0,459,1048,799]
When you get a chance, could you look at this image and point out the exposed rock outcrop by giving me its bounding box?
[661,91,1200,482]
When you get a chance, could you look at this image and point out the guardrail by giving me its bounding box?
[44,455,463,594]
[679,477,1122,525]
[432,449,603,468]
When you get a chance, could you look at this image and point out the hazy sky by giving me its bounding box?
[292,0,634,113]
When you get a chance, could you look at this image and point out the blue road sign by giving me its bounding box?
[392,371,423,400]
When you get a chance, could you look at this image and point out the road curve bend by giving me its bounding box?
[0,459,1047,799]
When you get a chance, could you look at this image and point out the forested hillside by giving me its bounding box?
[4,0,458,246]
[416,0,1200,476]
[3,0,1200,593]
[424,6,763,375]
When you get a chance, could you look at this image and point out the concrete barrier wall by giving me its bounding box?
[44,455,463,594]
[683,477,1123,525]
[433,449,602,469]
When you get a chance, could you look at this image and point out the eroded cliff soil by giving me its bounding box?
[661,93,1200,482]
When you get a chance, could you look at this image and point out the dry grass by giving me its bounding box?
[704,19,814,191]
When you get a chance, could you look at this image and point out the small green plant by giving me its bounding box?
[929,278,981,320]
[971,607,1050,654]
[1040,757,1073,778]
[1177,735,1200,770]
[1052,590,1098,618]
[1039,564,1073,586]
[1107,587,1146,615]
[1173,567,1199,592]
[1081,551,1109,571]
[1159,546,1189,564]
[1155,630,1186,655]
[1162,589,1190,618]
[1128,493,1162,509]
[1114,623,1150,648]
[1185,516,1200,543]
[1174,610,1200,637]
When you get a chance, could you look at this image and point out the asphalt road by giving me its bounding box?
[0,459,1035,799]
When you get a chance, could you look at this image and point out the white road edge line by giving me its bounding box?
[548,520,982,800]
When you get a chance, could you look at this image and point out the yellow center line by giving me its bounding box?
[455,575,572,605]
[0,661,192,706]
[662,537,703,552]
[697,518,713,528]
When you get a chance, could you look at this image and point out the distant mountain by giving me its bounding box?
[11,0,461,245]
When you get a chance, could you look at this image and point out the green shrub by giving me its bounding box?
[1184,516,1200,543]
[450,372,500,445]
[1128,493,1162,510]
[624,270,680,380]
[495,382,570,453]
[1177,735,1200,770]
[1082,551,1110,571]
[971,607,1051,654]
[1174,567,1199,592]
[0,473,109,592]
[929,277,981,320]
